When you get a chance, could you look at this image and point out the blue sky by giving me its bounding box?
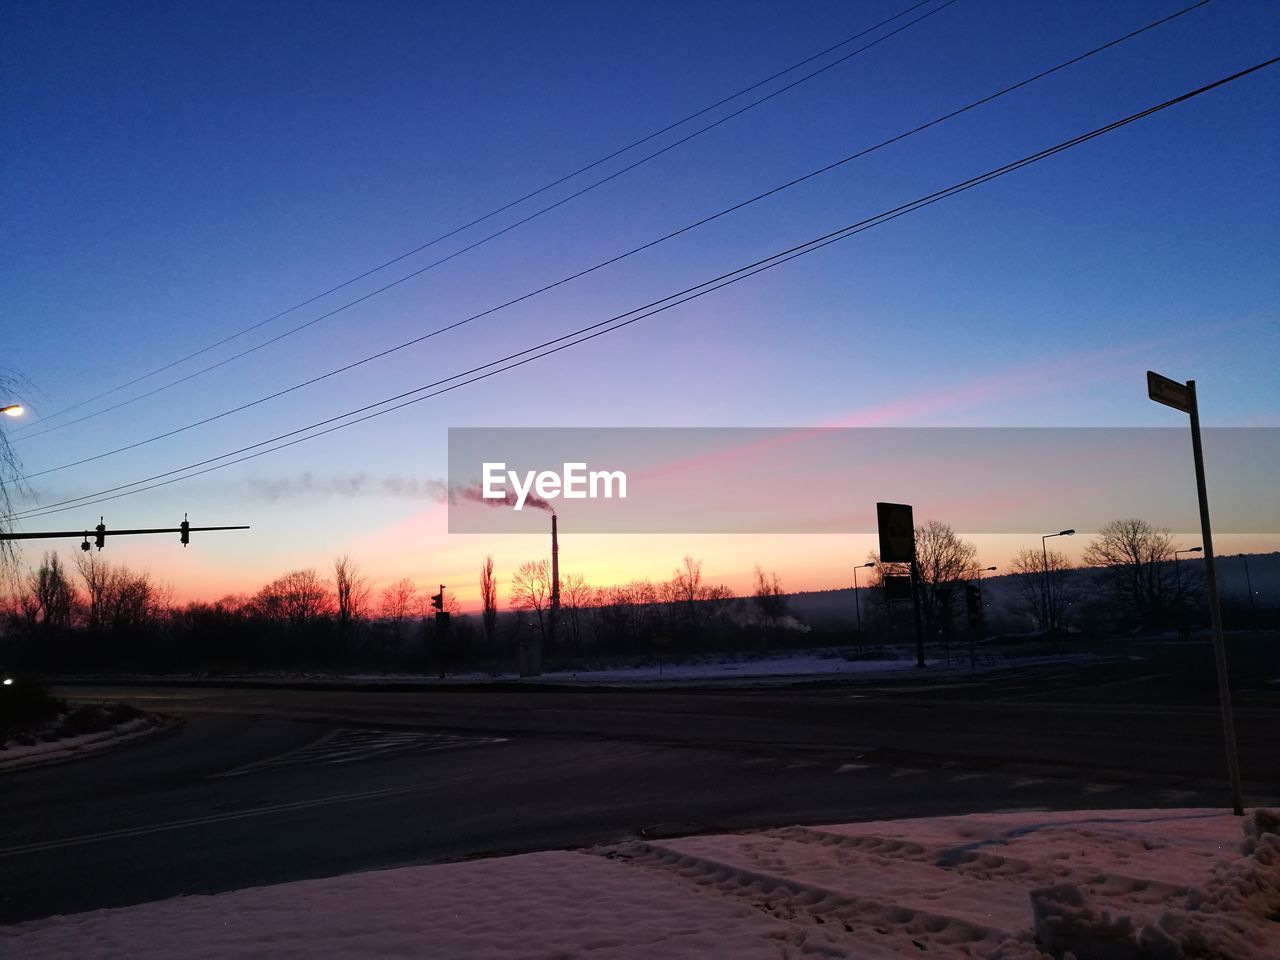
[2,0,1277,602]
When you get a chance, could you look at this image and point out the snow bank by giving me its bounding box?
[0,716,162,771]
[4,808,1276,958]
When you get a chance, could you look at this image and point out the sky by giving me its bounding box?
[2,0,1278,608]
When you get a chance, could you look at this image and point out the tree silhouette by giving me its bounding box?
[1011,546,1075,631]
[1084,518,1177,626]
[480,556,497,650]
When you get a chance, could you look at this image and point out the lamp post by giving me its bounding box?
[1041,529,1074,636]
[1242,554,1256,616]
[1,404,24,417]
[976,565,996,609]
[1174,546,1202,597]
[970,566,996,671]
[853,562,874,638]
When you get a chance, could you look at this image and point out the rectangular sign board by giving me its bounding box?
[883,574,913,602]
[876,501,915,563]
[1147,371,1194,414]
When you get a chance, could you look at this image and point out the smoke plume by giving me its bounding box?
[246,473,449,503]
[455,484,554,513]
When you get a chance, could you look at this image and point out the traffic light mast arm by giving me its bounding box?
[0,525,250,541]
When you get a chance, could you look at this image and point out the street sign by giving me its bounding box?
[1147,370,1193,414]
[883,574,912,602]
[876,502,915,563]
[1146,372,1242,816]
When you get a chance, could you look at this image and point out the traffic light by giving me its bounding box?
[964,583,982,628]
[180,514,190,547]
[95,518,106,551]
[431,586,445,612]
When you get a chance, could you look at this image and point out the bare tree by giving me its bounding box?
[560,572,592,653]
[510,560,551,643]
[1083,519,1177,626]
[752,565,788,631]
[480,556,498,650]
[332,555,371,652]
[254,569,334,629]
[671,555,706,631]
[1010,546,1075,631]
[28,551,78,636]
[75,551,113,637]
[913,520,979,639]
[380,577,418,653]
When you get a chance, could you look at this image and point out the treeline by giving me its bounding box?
[1,518,1271,676]
[864,518,1268,640]
[0,552,803,675]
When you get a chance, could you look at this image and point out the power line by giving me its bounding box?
[14,0,1212,484]
[9,55,1273,524]
[14,0,955,441]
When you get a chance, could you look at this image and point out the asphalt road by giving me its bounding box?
[2,644,1277,925]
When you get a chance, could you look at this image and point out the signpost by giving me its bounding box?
[876,502,916,563]
[877,502,925,668]
[1147,371,1243,815]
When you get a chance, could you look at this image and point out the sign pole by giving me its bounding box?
[1187,380,1244,815]
[909,558,925,669]
[1147,371,1243,816]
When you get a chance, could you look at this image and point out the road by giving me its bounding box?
[2,643,1277,924]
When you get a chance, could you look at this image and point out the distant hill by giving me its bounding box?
[778,552,1278,631]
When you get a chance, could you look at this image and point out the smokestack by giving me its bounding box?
[550,513,560,652]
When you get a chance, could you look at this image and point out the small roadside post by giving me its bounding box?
[1147,371,1243,815]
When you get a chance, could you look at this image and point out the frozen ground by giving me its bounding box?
[55,648,1108,689]
[5,807,1276,958]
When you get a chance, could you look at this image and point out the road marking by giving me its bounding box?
[0,746,653,859]
[1083,782,1121,794]
[1157,788,1200,803]
[214,728,506,777]
[834,763,873,773]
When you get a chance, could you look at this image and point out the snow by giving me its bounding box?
[5,808,1277,958]
[0,717,163,771]
[55,650,1107,689]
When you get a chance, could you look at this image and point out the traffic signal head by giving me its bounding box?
[95,518,106,551]
[964,583,982,626]
[180,515,190,547]
[431,587,444,611]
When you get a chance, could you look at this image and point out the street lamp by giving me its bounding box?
[1174,546,1203,598]
[1041,529,1074,634]
[853,562,874,636]
[1,404,24,417]
[976,565,996,607]
[968,566,996,671]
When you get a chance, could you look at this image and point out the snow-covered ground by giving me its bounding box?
[0,715,170,771]
[5,807,1277,958]
[56,649,1107,689]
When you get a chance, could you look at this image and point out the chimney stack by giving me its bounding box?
[550,513,560,652]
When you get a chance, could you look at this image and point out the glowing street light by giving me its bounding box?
[1,404,24,417]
